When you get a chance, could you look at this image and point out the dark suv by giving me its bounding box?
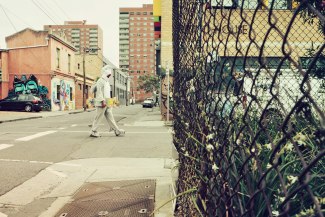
[0,94,42,112]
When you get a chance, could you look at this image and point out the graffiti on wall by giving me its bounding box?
[51,79,75,111]
[10,74,51,110]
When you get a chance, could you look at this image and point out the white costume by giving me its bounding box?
[90,65,125,137]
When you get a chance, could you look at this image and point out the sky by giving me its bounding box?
[0,0,153,66]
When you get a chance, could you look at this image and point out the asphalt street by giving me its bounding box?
[0,105,175,217]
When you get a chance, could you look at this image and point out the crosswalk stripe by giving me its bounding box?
[0,159,53,164]
[0,144,13,151]
[15,131,57,142]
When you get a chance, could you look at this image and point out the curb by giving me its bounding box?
[0,116,42,124]
[0,109,94,124]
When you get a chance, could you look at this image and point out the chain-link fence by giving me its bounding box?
[172,0,324,216]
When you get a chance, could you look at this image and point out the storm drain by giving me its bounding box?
[55,179,156,217]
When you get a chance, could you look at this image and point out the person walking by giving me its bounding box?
[90,65,125,138]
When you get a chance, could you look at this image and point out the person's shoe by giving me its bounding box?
[90,131,101,137]
[115,129,125,136]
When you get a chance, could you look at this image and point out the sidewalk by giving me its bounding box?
[0,107,177,217]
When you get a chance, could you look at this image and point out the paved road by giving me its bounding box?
[0,105,174,217]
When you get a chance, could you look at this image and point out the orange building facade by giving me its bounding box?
[1,28,78,111]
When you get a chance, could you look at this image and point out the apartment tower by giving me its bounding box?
[119,4,155,102]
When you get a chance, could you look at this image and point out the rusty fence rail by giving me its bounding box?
[172,0,324,216]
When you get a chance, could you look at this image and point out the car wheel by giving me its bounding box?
[25,104,33,112]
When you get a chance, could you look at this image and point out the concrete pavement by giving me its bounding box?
[0,106,178,217]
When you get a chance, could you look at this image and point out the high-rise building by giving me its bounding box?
[119,4,155,102]
[44,21,103,56]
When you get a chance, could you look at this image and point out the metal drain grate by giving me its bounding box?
[55,179,156,217]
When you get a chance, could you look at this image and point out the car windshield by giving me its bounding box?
[6,96,17,101]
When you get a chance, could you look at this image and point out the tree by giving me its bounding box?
[296,0,325,34]
[137,74,160,93]
[305,44,325,79]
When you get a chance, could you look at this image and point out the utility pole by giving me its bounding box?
[82,48,86,111]
[125,76,128,106]
[113,68,116,98]
[82,47,100,111]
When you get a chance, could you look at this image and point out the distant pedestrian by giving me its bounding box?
[90,65,125,137]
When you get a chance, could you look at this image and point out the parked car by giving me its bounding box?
[142,98,155,108]
[0,94,42,112]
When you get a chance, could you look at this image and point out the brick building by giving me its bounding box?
[0,49,9,99]
[44,21,103,109]
[119,4,155,102]
[2,28,78,111]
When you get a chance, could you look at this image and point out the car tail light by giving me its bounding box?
[32,99,38,104]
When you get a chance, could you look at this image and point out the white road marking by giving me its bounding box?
[58,127,66,130]
[46,168,67,178]
[71,124,77,127]
[0,144,13,151]
[0,212,8,217]
[15,131,57,141]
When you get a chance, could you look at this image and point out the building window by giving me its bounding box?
[68,54,71,72]
[78,84,82,90]
[56,48,60,69]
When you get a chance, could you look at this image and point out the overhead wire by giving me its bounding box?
[1,1,108,83]
[52,0,71,20]
[0,6,49,72]
[30,0,58,24]
[0,4,18,32]
[35,0,63,24]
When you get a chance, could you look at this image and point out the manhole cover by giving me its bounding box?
[55,179,156,217]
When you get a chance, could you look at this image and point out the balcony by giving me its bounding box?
[120,35,129,40]
[119,24,129,29]
[119,40,129,45]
